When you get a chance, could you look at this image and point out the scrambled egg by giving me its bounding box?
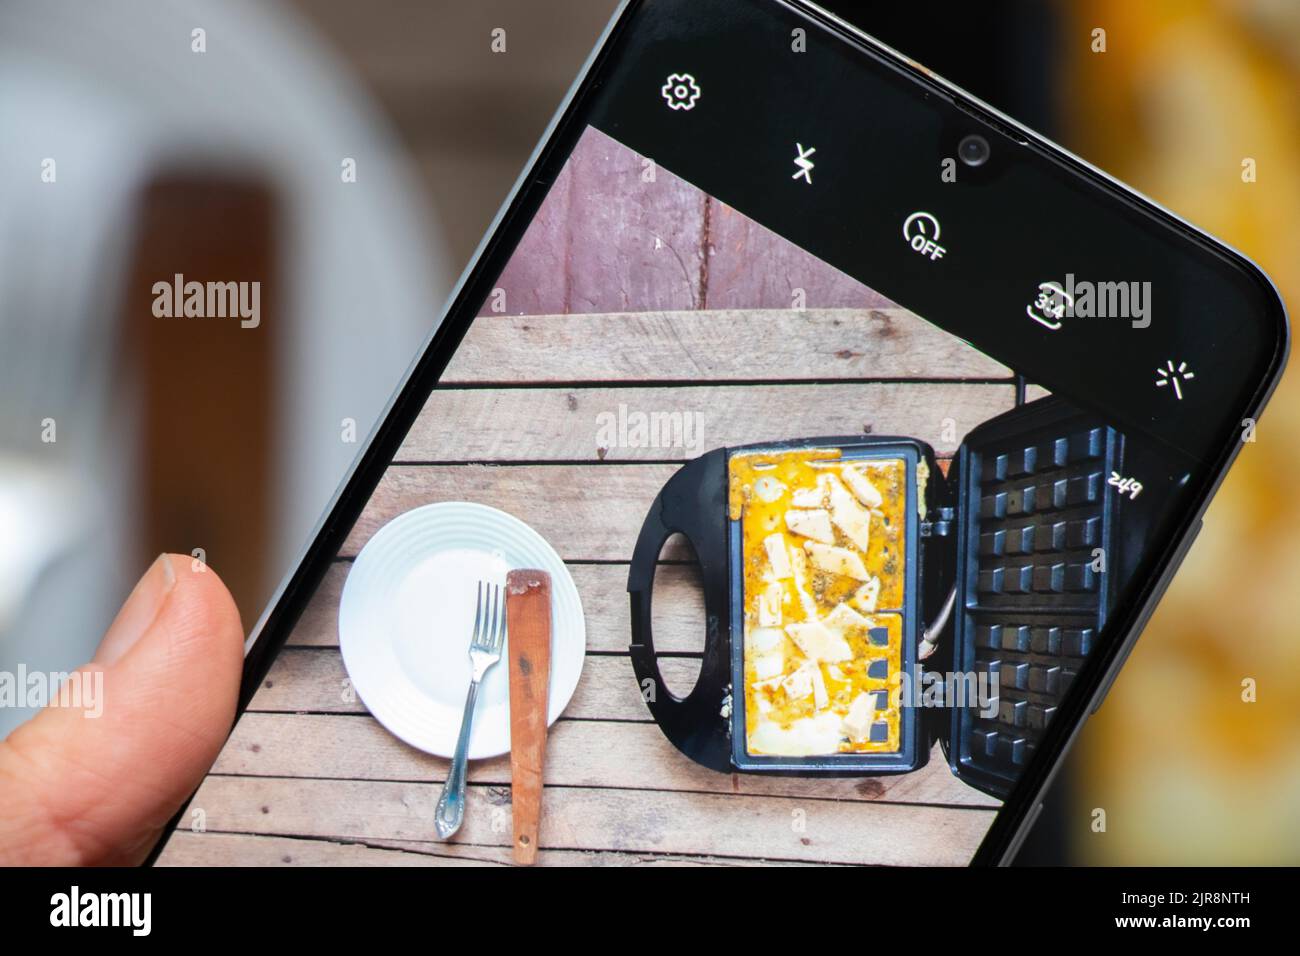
[729,450,907,756]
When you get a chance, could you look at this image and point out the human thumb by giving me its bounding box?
[0,554,243,865]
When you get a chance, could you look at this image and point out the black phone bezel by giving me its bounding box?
[146,0,1290,867]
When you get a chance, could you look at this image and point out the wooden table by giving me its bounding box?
[160,301,1026,866]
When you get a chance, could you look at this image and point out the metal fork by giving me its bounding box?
[434,581,507,840]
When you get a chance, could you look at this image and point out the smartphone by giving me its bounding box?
[150,0,1288,866]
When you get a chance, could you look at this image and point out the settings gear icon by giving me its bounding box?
[661,73,701,111]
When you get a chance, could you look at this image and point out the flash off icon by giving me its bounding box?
[792,143,816,184]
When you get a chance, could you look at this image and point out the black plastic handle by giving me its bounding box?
[627,448,733,772]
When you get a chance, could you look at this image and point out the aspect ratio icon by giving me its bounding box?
[903,212,946,261]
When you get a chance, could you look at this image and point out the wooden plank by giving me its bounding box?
[157,831,780,867]
[253,649,700,723]
[180,775,994,866]
[288,562,349,648]
[215,713,1000,809]
[443,308,1010,383]
[342,463,677,559]
[287,562,708,655]
[399,382,1015,461]
[703,200,896,311]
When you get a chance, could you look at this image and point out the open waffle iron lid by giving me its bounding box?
[628,396,1138,799]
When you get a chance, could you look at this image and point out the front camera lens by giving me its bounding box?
[958,134,991,167]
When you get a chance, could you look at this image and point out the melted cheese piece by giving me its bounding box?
[788,543,819,620]
[781,662,817,702]
[763,533,792,580]
[790,482,825,508]
[785,508,835,543]
[843,691,879,743]
[824,601,870,632]
[842,465,884,510]
[826,474,871,552]
[746,626,786,681]
[749,712,844,756]
[785,621,853,663]
[731,449,907,757]
[804,541,871,581]
[810,663,830,710]
[851,577,881,613]
[757,581,784,627]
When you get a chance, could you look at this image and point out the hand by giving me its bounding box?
[0,554,243,865]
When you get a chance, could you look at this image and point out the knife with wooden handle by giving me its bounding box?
[505,569,552,865]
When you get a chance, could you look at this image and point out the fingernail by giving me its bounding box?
[94,554,177,666]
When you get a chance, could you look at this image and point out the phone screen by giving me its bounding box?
[167,0,1284,866]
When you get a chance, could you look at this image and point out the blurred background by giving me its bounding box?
[1,0,1295,863]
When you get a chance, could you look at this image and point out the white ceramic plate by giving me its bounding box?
[339,502,585,759]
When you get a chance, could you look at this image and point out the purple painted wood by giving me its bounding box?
[479,157,574,316]
[484,126,898,317]
[563,128,707,314]
[483,126,708,315]
[702,198,896,311]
